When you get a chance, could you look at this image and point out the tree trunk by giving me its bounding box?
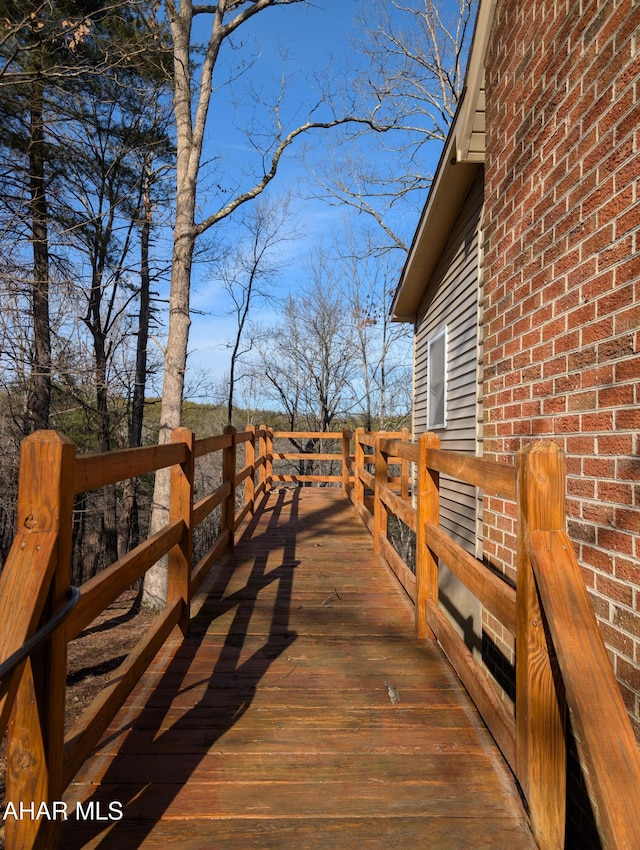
[142,217,193,607]
[143,5,202,608]
[26,84,51,434]
[94,322,119,567]
[120,158,153,556]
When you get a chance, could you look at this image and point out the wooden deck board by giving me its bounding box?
[62,488,535,849]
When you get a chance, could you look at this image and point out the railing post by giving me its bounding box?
[258,423,267,496]
[341,427,351,499]
[415,432,439,639]
[401,427,410,500]
[245,424,256,514]
[222,425,237,552]
[353,427,365,516]
[6,431,75,850]
[373,435,388,554]
[516,441,566,850]
[266,427,273,490]
[168,427,194,635]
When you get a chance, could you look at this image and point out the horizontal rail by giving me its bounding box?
[358,431,406,449]
[63,599,182,788]
[234,499,252,530]
[235,430,253,444]
[378,438,418,463]
[273,452,343,461]
[66,519,184,640]
[358,467,375,491]
[354,498,374,534]
[271,474,345,483]
[426,522,516,634]
[425,598,516,768]
[193,482,230,528]
[74,442,187,493]
[194,433,232,458]
[357,433,377,448]
[191,530,230,596]
[378,535,416,602]
[424,448,516,500]
[272,431,346,440]
[0,587,79,686]
[235,465,253,487]
[379,482,417,532]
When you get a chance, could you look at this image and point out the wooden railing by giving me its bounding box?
[1,426,639,850]
[0,423,276,849]
[349,430,640,850]
[269,429,353,493]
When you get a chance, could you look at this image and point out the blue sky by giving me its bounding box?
[175,1,450,398]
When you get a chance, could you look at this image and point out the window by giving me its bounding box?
[427,327,447,429]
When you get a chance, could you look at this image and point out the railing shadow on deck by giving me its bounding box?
[0,425,639,850]
[62,487,304,849]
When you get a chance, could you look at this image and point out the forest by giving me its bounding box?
[0,0,475,586]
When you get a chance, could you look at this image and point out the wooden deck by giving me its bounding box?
[62,488,535,849]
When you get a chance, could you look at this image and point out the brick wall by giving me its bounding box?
[483,0,640,738]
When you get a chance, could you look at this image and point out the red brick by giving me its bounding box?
[598,528,635,556]
[581,364,614,388]
[615,409,640,431]
[598,622,635,659]
[615,509,640,534]
[582,544,614,574]
[600,384,635,407]
[565,455,583,477]
[554,414,582,433]
[598,234,635,272]
[580,270,615,301]
[612,605,640,638]
[616,658,640,694]
[566,435,596,454]
[568,346,597,371]
[580,411,615,431]
[484,0,640,729]
[597,575,634,607]
[596,283,635,317]
[543,395,566,414]
[581,316,615,345]
[615,304,640,334]
[543,355,568,378]
[597,185,636,228]
[583,453,615,474]
[597,334,636,362]
[583,502,615,526]
[568,391,597,411]
[614,254,640,286]
[597,481,634,505]
[598,434,634,455]
[554,330,580,355]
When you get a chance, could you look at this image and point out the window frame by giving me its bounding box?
[427,326,448,430]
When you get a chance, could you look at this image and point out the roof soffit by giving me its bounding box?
[391,0,496,322]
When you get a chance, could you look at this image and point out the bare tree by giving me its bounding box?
[145,0,391,606]
[214,195,297,426]
[258,262,358,433]
[309,0,477,254]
